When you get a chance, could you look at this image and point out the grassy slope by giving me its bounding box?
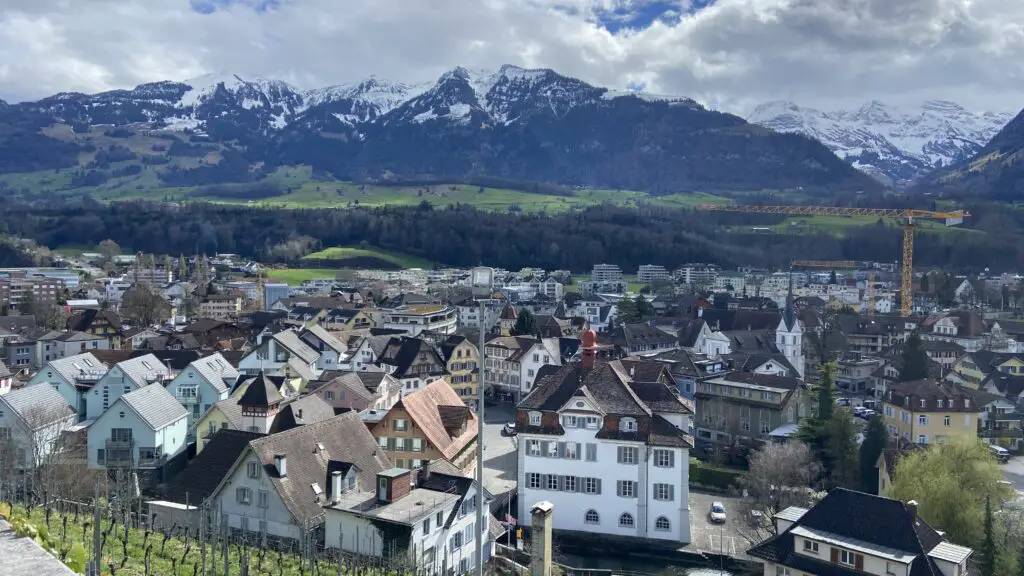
[301,246,433,269]
[265,268,345,285]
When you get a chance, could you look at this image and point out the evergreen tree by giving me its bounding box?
[634,294,654,317]
[859,415,888,493]
[900,332,930,382]
[981,496,996,576]
[616,295,639,324]
[511,308,537,336]
[18,291,35,317]
[920,273,930,294]
[829,270,838,284]
[827,408,859,489]
[796,363,837,478]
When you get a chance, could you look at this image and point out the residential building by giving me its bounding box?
[0,384,76,469]
[263,283,290,310]
[37,331,110,362]
[199,292,244,320]
[237,330,321,378]
[516,330,694,543]
[838,314,913,355]
[370,379,479,474]
[591,264,623,283]
[319,308,374,331]
[87,384,188,485]
[947,351,1024,388]
[748,489,972,576]
[26,353,109,419]
[636,265,671,285]
[483,336,562,403]
[649,349,727,399]
[376,336,449,394]
[311,371,401,413]
[374,303,457,336]
[0,277,64,311]
[454,298,504,333]
[84,354,172,421]
[325,462,493,573]
[268,394,337,434]
[165,353,238,437]
[298,324,349,371]
[597,324,679,358]
[919,311,988,352]
[836,353,884,393]
[676,265,718,287]
[0,360,11,395]
[124,328,162,350]
[875,438,924,495]
[578,280,627,296]
[66,309,123,349]
[209,412,390,543]
[695,372,810,445]
[881,379,995,444]
[979,397,1024,451]
[436,335,479,405]
[235,372,286,433]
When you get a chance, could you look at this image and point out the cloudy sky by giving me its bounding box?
[2,0,1023,114]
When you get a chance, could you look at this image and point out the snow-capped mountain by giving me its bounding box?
[748,100,1015,186]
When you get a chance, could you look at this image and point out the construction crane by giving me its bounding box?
[699,204,970,317]
[791,260,856,269]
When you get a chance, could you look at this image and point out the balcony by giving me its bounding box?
[105,439,134,467]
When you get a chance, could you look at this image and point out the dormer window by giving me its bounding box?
[920,398,926,408]
[620,418,637,432]
[965,398,970,408]
[803,539,819,553]
[529,412,541,426]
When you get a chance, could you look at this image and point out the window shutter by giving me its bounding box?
[830,549,839,563]
[557,475,565,491]
[557,442,565,458]
[540,474,548,489]
[616,447,623,463]
[586,443,597,461]
[668,451,675,467]
[541,441,550,456]
[596,479,602,494]
[669,484,674,501]
[855,555,864,571]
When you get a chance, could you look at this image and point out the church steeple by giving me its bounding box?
[783,268,797,332]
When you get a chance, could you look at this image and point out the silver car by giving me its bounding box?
[710,502,727,524]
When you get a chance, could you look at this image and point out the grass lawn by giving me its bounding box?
[265,268,344,285]
[301,246,433,269]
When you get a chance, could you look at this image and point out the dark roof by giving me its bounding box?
[0,315,35,334]
[247,412,391,525]
[838,314,907,336]
[885,379,1000,411]
[700,308,781,331]
[617,359,672,383]
[437,404,472,429]
[164,430,262,503]
[237,372,285,407]
[499,303,517,320]
[677,319,707,348]
[66,309,121,333]
[270,394,338,433]
[598,323,677,349]
[748,488,947,576]
[723,352,799,376]
[381,293,432,308]
[724,329,778,354]
[378,337,445,379]
[981,373,1024,400]
[436,334,469,363]
[714,371,805,390]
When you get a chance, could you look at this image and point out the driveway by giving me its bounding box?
[1003,456,1024,492]
[480,405,518,499]
[689,491,754,558]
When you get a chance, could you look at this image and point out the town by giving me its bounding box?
[0,240,1020,575]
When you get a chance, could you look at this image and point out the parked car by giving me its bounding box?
[859,409,876,419]
[503,422,517,436]
[710,502,727,524]
[853,406,867,417]
[988,444,1010,463]
[836,398,851,406]
[862,399,878,410]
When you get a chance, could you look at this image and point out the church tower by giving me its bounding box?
[776,272,806,379]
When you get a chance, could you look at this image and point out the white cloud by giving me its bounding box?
[1,0,1023,114]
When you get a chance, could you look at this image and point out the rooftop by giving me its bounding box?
[330,488,460,526]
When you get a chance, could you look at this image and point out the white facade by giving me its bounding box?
[375,305,458,336]
[85,357,172,422]
[212,448,302,541]
[776,315,806,380]
[637,265,671,285]
[87,396,188,469]
[0,388,76,469]
[518,340,562,396]
[165,354,235,435]
[591,264,624,282]
[517,412,691,543]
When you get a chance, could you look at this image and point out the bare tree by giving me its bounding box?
[737,441,823,544]
[121,283,170,327]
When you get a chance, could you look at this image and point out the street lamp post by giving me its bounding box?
[471,267,493,576]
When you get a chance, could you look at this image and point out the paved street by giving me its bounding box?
[480,404,518,499]
[688,491,753,557]
[1002,456,1024,492]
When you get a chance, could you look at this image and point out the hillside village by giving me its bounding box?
[2,245,1024,575]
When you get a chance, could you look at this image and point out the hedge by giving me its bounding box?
[690,460,742,490]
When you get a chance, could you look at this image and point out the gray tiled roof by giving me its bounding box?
[302,324,348,354]
[271,330,319,365]
[2,384,75,428]
[189,352,239,395]
[46,353,107,385]
[116,354,170,389]
[211,397,246,429]
[120,385,187,430]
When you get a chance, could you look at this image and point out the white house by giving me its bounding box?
[483,336,562,402]
[0,384,77,469]
[298,324,348,372]
[776,297,806,379]
[374,304,458,336]
[237,330,321,378]
[165,353,238,436]
[87,384,188,478]
[325,463,492,573]
[209,412,390,543]
[516,332,694,544]
[27,353,108,419]
[85,354,172,421]
[37,331,110,363]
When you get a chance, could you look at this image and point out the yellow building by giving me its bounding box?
[881,379,996,445]
[947,351,1024,388]
[195,399,244,454]
[436,334,479,406]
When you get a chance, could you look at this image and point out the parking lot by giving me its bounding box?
[480,404,518,499]
[689,491,753,557]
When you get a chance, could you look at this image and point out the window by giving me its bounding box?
[258,490,269,509]
[585,416,599,429]
[760,420,771,434]
[839,549,857,566]
[617,480,636,498]
[529,412,541,426]
[803,540,819,553]
[655,517,671,532]
[585,510,600,525]
[619,513,634,528]
[584,478,600,494]
[527,473,542,489]
[653,449,674,468]
[324,391,335,400]
[776,567,791,576]
[617,446,637,465]
[564,476,578,491]
[562,415,578,428]
[918,415,928,426]
[585,443,597,462]
[653,483,674,501]
[527,440,541,456]
[96,449,105,465]
[236,487,252,505]
[620,418,637,432]
[546,475,559,490]
[411,438,424,452]
[564,442,579,460]
[247,462,260,479]
[944,415,951,426]
[886,562,897,576]
[533,354,540,362]
[917,435,928,444]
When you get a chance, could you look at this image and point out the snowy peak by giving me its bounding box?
[748,99,1014,187]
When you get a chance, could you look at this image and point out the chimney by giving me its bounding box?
[274,454,287,477]
[331,470,343,504]
[581,329,597,371]
[530,501,554,576]
[297,408,303,419]
[907,500,918,518]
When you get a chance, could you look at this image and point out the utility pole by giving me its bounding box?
[471,267,493,576]
[90,480,101,576]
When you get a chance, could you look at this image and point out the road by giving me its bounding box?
[1002,456,1024,492]
[480,404,518,500]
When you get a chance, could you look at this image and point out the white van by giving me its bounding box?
[988,443,1011,463]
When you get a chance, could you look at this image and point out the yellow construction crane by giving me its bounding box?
[699,204,970,317]
[791,260,856,269]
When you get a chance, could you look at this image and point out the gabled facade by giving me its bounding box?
[516,331,694,544]
[27,353,108,420]
[377,336,449,394]
[84,354,172,421]
[237,329,321,377]
[66,309,123,348]
[748,489,972,576]
[435,335,479,405]
[483,335,561,403]
[0,384,76,469]
[165,353,238,437]
[312,371,400,413]
[299,324,348,371]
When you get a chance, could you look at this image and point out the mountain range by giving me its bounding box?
[747,100,1014,187]
[0,65,880,196]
